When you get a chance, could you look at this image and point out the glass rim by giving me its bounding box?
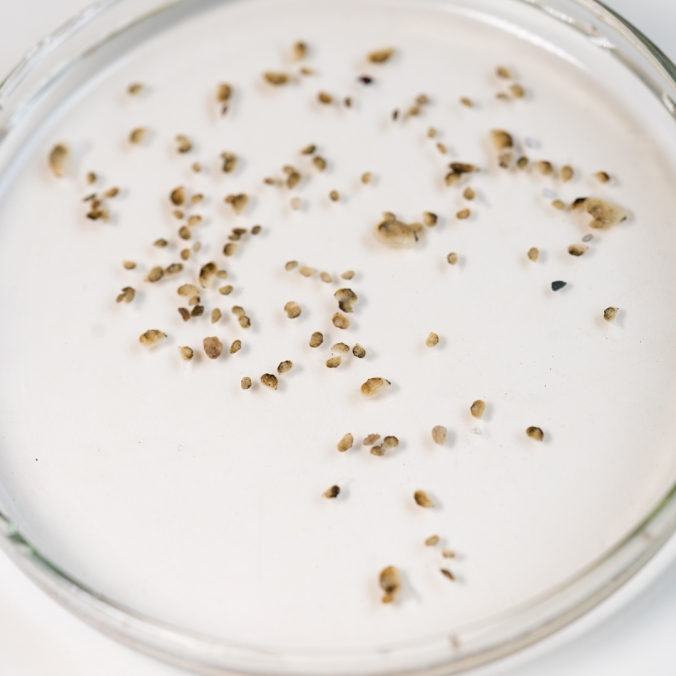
[1,0,676,673]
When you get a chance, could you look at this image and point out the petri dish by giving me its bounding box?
[1,0,676,673]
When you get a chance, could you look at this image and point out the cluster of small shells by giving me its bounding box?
[47,44,629,605]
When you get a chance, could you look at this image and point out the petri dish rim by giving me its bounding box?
[1,0,676,673]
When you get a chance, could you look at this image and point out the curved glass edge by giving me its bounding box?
[0,0,676,673]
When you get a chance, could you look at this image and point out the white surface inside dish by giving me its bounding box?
[0,0,676,654]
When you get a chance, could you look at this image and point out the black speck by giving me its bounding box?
[552,281,567,292]
[358,75,373,84]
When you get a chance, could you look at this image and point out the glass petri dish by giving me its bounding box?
[1,0,676,673]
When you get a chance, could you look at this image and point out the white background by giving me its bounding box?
[1,1,675,674]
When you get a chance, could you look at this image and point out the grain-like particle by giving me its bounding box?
[320,271,333,283]
[552,281,567,291]
[335,288,358,313]
[517,156,529,170]
[568,244,588,257]
[264,72,290,85]
[490,130,513,151]
[425,535,440,546]
[414,490,434,508]
[496,65,512,79]
[363,434,380,446]
[329,190,340,202]
[128,83,144,95]
[332,312,350,329]
[164,263,183,276]
[535,160,555,176]
[123,261,136,270]
[231,305,245,318]
[251,225,261,235]
[595,171,611,183]
[199,261,218,287]
[261,373,278,389]
[342,270,355,280]
[561,165,574,182]
[48,144,70,177]
[312,156,327,172]
[177,284,199,297]
[604,306,619,322]
[203,337,223,359]
[221,151,237,173]
[324,485,340,499]
[382,436,399,450]
[223,242,237,257]
[239,316,251,329]
[368,48,394,64]
[361,172,372,184]
[337,433,354,452]
[447,252,459,265]
[361,377,390,397]
[292,41,307,60]
[178,226,191,240]
[317,91,333,104]
[299,266,316,277]
[463,187,475,201]
[179,346,193,361]
[230,339,242,354]
[191,305,204,317]
[379,566,401,603]
[301,143,316,155]
[526,426,544,441]
[352,344,366,358]
[423,211,438,227]
[309,331,324,348]
[290,197,302,210]
[375,214,423,248]
[175,135,192,153]
[326,356,342,368]
[241,376,252,390]
[442,549,456,558]
[510,83,525,98]
[332,342,349,352]
[460,97,473,107]
[286,170,301,189]
[436,142,447,155]
[86,172,97,184]
[470,400,486,419]
[104,187,119,198]
[192,162,202,173]
[426,332,439,347]
[129,128,148,144]
[440,568,455,581]
[432,426,447,445]
[170,186,186,206]
[219,285,233,295]
[456,208,471,220]
[154,238,168,248]
[216,269,228,279]
[146,266,164,283]
[284,301,301,318]
[178,308,190,322]
[585,198,627,229]
[139,329,166,346]
[552,200,566,211]
[285,260,298,271]
[527,247,539,262]
[211,308,222,324]
[224,193,249,214]
[216,83,232,103]
[116,287,135,304]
